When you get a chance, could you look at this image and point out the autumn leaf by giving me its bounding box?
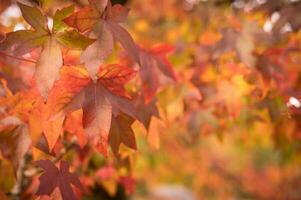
[63,1,140,79]
[139,44,177,104]
[36,160,83,200]
[0,3,94,100]
[48,64,136,155]
[109,114,136,155]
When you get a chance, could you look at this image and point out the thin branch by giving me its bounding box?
[24,137,78,177]
[0,51,37,64]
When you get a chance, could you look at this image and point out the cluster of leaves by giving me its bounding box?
[1,0,301,199]
[0,0,178,199]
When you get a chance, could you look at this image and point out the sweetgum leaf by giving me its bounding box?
[64,2,140,79]
[49,64,136,155]
[139,45,178,103]
[36,160,83,200]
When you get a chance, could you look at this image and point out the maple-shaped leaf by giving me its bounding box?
[0,4,94,100]
[63,0,139,79]
[36,160,83,200]
[139,44,178,104]
[49,64,136,155]
[109,114,136,155]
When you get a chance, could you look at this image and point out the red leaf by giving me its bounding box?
[138,45,178,103]
[48,64,136,155]
[36,160,83,200]
[98,64,136,98]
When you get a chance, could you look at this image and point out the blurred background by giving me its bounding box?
[1,0,301,199]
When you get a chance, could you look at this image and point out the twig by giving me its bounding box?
[10,154,30,200]
[24,137,78,177]
[0,51,36,64]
